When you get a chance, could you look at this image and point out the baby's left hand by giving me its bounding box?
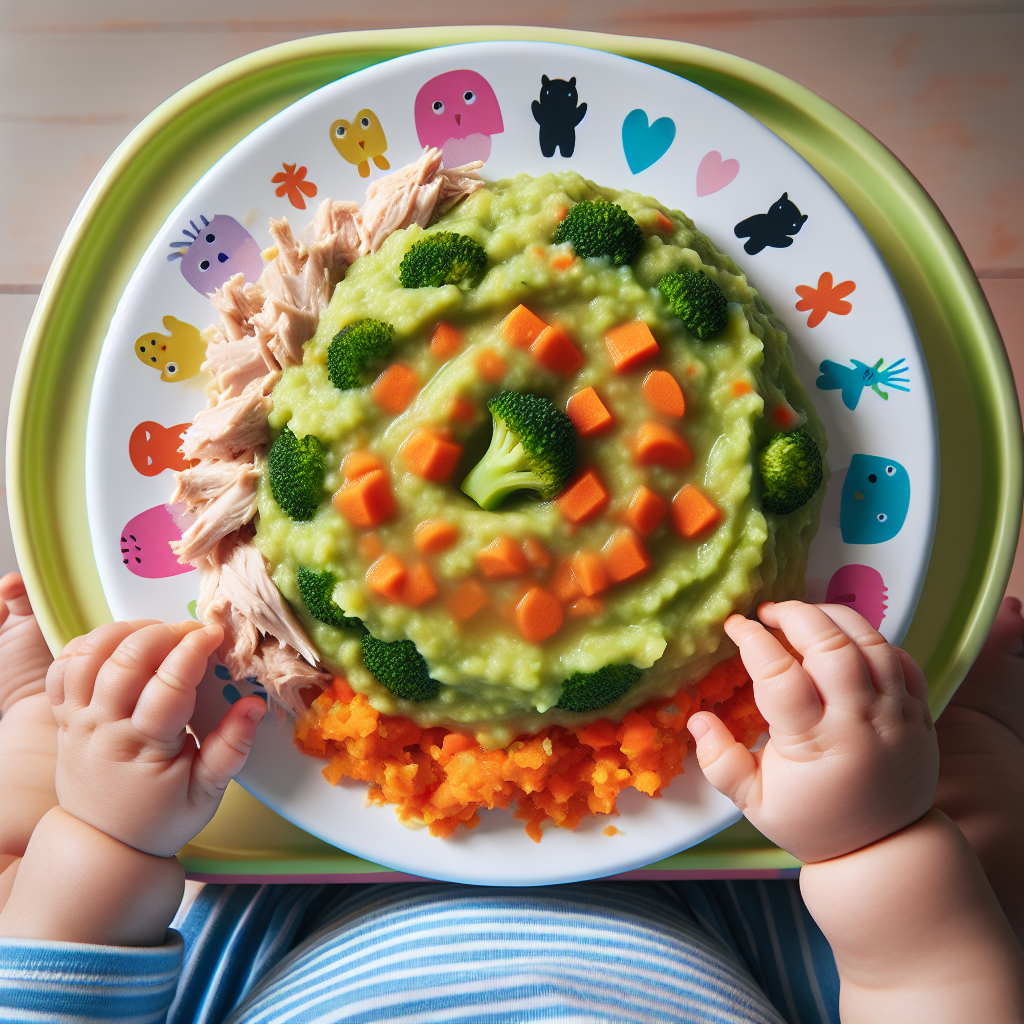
[47,620,266,857]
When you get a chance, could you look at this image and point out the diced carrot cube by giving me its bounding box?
[604,320,659,372]
[772,404,800,429]
[448,395,477,424]
[522,536,553,570]
[401,428,464,482]
[578,718,618,749]
[446,579,488,622]
[555,469,609,525]
[641,370,686,417]
[414,519,459,554]
[550,251,575,270]
[400,562,437,607]
[358,532,383,562]
[343,450,384,481]
[634,421,691,469]
[430,321,463,359]
[440,732,478,762]
[530,325,584,376]
[500,304,548,349]
[568,596,605,618]
[475,347,507,383]
[566,387,613,436]
[732,380,753,397]
[477,536,528,579]
[371,363,419,414]
[551,557,583,603]
[618,710,657,753]
[671,484,721,539]
[624,485,667,537]
[366,553,407,601]
[515,586,564,642]
[571,550,610,597]
[653,211,675,235]
[602,528,652,583]
[333,469,396,527]
[555,205,569,222]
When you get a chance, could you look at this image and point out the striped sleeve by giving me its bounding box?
[0,931,183,1024]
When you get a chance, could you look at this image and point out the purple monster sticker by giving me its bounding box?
[825,564,887,629]
[120,504,194,579]
[167,214,263,295]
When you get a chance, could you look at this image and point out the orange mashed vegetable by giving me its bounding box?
[294,653,767,841]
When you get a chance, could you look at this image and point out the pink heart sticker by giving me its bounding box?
[696,151,740,196]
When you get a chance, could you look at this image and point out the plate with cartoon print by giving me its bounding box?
[84,42,938,885]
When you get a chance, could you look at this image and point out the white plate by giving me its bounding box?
[86,42,937,885]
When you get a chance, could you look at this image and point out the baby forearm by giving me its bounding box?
[800,809,1023,1022]
[0,807,184,947]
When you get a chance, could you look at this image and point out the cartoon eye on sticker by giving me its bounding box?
[198,259,210,271]
[886,465,896,476]
[205,233,215,242]
[877,513,888,522]
[432,100,444,113]
[336,124,346,137]
[464,90,476,104]
[164,361,178,377]
[360,116,370,128]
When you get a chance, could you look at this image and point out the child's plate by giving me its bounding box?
[81,42,936,885]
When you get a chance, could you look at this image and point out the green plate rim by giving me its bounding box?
[9,25,1021,721]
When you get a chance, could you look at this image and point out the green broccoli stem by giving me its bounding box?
[460,418,547,510]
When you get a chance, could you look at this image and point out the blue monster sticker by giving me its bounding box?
[817,357,910,411]
[840,455,910,544]
[168,214,263,294]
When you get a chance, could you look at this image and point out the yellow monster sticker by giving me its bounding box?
[329,109,391,178]
[134,315,204,382]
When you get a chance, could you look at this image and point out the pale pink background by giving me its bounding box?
[2,0,1022,597]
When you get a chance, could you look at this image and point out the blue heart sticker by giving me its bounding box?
[621,109,676,174]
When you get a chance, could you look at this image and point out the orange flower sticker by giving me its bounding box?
[795,272,856,328]
[271,162,318,210]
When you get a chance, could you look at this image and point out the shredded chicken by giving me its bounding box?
[173,150,483,714]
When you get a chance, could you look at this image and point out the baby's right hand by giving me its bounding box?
[47,620,266,857]
[689,601,939,863]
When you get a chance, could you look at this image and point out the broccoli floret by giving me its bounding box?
[327,319,395,391]
[461,391,577,510]
[658,269,729,340]
[399,231,487,288]
[296,566,366,632]
[759,428,823,514]
[555,664,643,713]
[552,199,644,266]
[361,634,440,702]
[268,425,326,521]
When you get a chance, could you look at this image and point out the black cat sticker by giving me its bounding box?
[734,193,808,255]
[532,76,587,158]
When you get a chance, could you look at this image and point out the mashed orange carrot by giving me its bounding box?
[294,654,767,841]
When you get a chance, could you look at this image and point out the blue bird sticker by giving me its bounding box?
[817,357,909,411]
[840,455,911,544]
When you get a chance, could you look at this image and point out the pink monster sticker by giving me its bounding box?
[120,504,194,579]
[414,70,504,167]
[167,214,263,295]
[825,564,887,629]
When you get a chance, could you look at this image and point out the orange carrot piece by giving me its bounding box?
[333,469,396,527]
[475,347,507,383]
[329,676,355,702]
[401,428,464,482]
[555,205,569,222]
[566,387,613,436]
[366,553,407,601]
[550,250,575,270]
[602,528,652,583]
[400,562,437,607]
[371,363,419,414]
[772,404,800,429]
[604,320,660,372]
[653,211,675,235]
[440,732,478,762]
[571,550,610,597]
[578,718,618,749]
[522,536,553,570]
[414,519,459,554]
[358,532,383,562]
[642,370,686,417]
[732,380,753,397]
[515,586,564,642]
[530,325,584,376]
[634,421,692,470]
[551,557,583,603]
[343,450,385,481]
[671,484,721,539]
[625,485,667,537]
[555,469,609,525]
[500,304,548,349]
[448,395,477,424]
[477,536,528,579]
[618,710,657,753]
[446,579,488,622]
[430,321,463,359]
[568,596,605,617]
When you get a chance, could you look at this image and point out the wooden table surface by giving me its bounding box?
[2,0,1022,595]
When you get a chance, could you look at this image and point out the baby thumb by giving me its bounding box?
[688,712,758,810]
